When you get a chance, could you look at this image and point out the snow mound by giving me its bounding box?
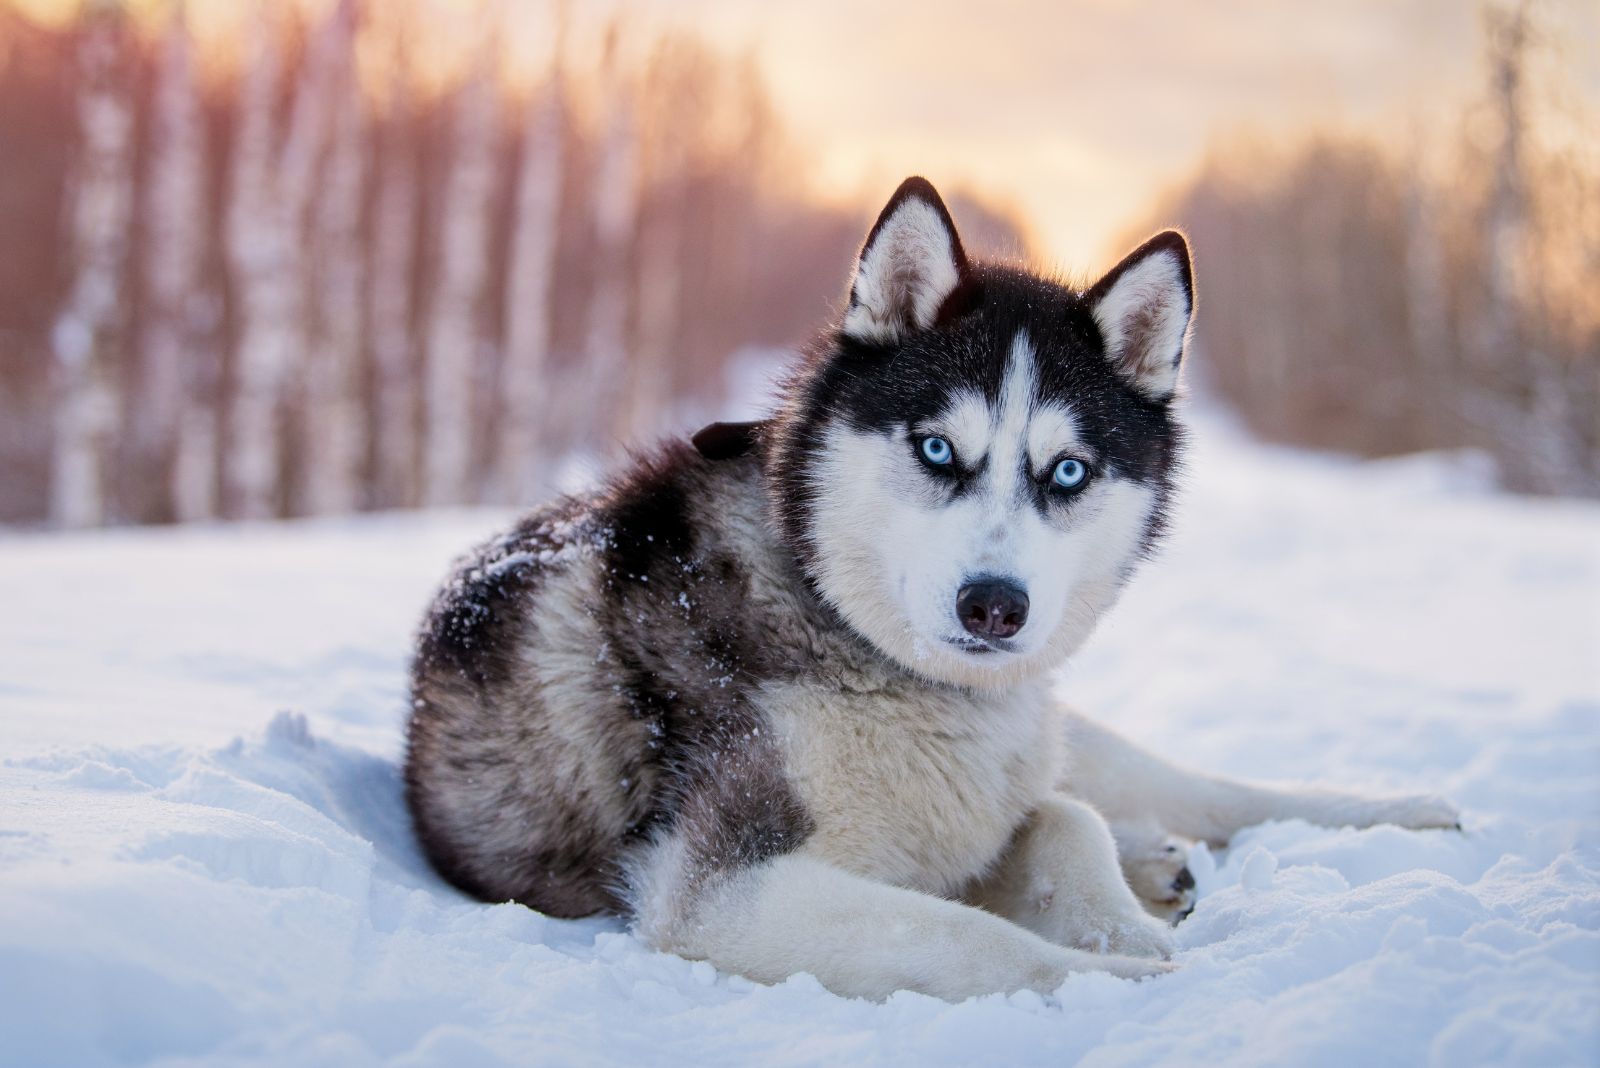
[1,426,1597,1066]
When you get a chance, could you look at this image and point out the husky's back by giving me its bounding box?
[405,443,856,917]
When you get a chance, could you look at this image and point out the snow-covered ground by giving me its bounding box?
[2,420,1597,1067]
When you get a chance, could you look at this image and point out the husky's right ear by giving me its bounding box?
[841,176,969,344]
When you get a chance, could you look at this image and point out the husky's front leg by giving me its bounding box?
[1058,709,1461,847]
[966,796,1178,955]
[631,841,1169,1002]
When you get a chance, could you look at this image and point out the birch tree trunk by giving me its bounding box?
[493,71,564,504]
[626,48,686,446]
[1474,3,1558,491]
[1402,149,1449,444]
[1480,3,1528,363]
[581,28,638,451]
[226,0,342,518]
[300,0,365,516]
[422,17,501,507]
[143,0,214,523]
[51,0,133,529]
[368,23,419,510]
[223,3,287,519]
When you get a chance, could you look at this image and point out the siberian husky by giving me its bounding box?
[405,177,1459,1001]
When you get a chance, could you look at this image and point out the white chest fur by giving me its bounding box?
[758,676,1059,897]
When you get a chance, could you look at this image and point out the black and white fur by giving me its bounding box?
[405,177,1458,1001]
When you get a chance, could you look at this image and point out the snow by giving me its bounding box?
[2,420,1597,1066]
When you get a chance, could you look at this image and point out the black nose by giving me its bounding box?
[956,580,1029,640]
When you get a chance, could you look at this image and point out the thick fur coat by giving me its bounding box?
[406,178,1458,1001]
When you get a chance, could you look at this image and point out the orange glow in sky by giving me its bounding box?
[12,0,1598,269]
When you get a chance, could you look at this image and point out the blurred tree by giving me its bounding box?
[1465,0,1597,495]
[422,3,501,507]
[301,0,365,516]
[367,7,421,510]
[229,0,351,518]
[580,23,639,449]
[1145,0,1597,496]
[223,2,288,519]
[623,35,698,446]
[493,23,566,505]
[141,0,214,524]
[2,0,1035,526]
[50,0,132,528]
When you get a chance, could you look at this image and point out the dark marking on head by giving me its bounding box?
[768,259,1188,586]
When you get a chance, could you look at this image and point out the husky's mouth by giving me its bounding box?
[943,635,1016,657]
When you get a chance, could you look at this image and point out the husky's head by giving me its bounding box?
[767,177,1193,689]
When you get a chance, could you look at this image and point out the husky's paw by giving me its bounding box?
[1090,952,1178,981]
[1065,908,1176,961]
[1374,793,1462,832]
[1121,835,1198,924]
[1034,946,1176,995]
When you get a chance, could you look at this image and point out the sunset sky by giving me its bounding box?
[13,0,1599,268]
[609,0,1600,267]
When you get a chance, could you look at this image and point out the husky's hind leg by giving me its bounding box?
[965,796,1176,955]
[1105,817,1197,923]
[1058,709,1460,849]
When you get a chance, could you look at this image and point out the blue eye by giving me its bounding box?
[1052,458,1088,490]
[919,436,954,466]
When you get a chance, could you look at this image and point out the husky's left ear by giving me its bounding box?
[1086,231,1194,401]
[842,176,969,343]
